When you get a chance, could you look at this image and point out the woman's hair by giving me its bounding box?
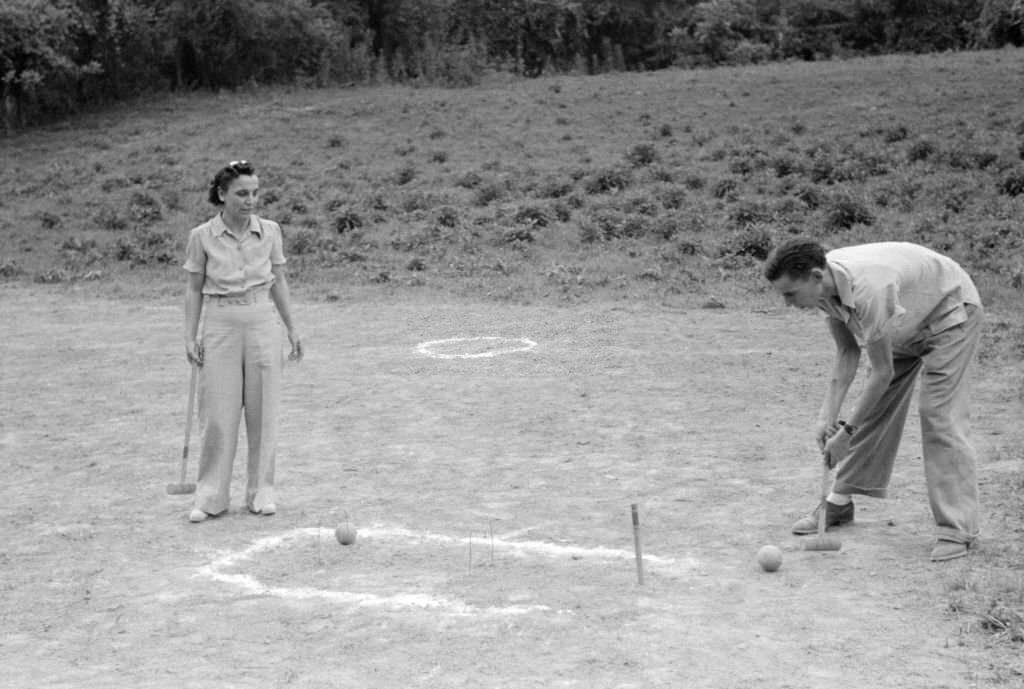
[208,160,256,206]
[762,238,826,281]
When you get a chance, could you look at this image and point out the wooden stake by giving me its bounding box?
[631,503,644,585]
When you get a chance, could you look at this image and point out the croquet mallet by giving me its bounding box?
[803,461,842,551]
[166,364,198,495]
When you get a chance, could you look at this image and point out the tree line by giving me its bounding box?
[3,0,1023,131]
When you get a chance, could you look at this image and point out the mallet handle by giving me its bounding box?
[179,364,198,482]
[631,503,644,585]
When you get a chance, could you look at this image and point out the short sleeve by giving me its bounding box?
[183,227,206,273]
[269,221,287,265]
[856,281,905,343]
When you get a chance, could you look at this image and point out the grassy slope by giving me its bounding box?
[2,49,1024,306]
[1,48,1022,646]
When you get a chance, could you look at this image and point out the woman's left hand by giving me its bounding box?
[287,330,303,362]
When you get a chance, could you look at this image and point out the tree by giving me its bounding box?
[0,0,96,131]
[975,0,1024,46]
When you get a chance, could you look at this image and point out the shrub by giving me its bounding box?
[578,210,651,242]
[548,201,572,223]
[0,260,24,279]
[657,186,687,210]
[502,227,535,243]
[287,228,321,255]
[615,192,660,216]
[333,207,363,233]
[729,199,774,227]
[908,138,938,163]
[129,191,162,222]
[883,125,909,143]
[38,212,61,229]
[433,206,460,228]
[626,143,658,167]
[472,181,506,206]
[999,169,1024,197]
[770,153,804,178]
[512,205,551,228]
[430,151,448,164]
[533,175,574,198]
[793,183,827,209]
[454,170,483,189]
[944,146,998,171]
[113,228,176,265]
[400,190,448,213]
[682,174,706,191]
[583,167,632,195]
[824,193,874,230]
[392,164,417,185]
[719,224,773,260]
[711,178,738,199]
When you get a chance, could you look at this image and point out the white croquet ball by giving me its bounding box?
[335,524,357,546]
[757,545,783,572]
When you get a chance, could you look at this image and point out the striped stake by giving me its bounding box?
[631,503,644,585]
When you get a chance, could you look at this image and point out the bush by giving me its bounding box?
[626,143,658,167]
[548,200,572,223]
[998,169,1024,197]
[533,175,574,199]
[908,138,938,163]
[824,193,874,231]
[883,125,909,143]
[583,167,632,195]
[770,153,804,178]
[719,225,773,260]
[502,227,535,243]
[455,170,483,189]
[657,186,688,210]
[682,174,706,191]
[333,207,363,233]
[794,183,827,209]
[0,261,25,279]
[512,205,551,228]
[287,228,321,255]
[472,181,507,206]
[711,178,738,199]
[433,206,459,228]
[729,199,774,227]
[113,228,177,265]
[578,210,651,242]
[392,164,417,185]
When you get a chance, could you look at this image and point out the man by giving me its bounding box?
[763,239,983,562]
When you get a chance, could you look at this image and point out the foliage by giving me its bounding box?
[5,0,1024,129]
[0,0,98,130]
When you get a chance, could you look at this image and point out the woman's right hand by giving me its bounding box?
[185,339,204,367]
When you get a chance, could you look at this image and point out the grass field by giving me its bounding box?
[1,48,1024,687]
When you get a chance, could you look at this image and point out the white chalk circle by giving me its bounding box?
[416,336,537,360]
[194,525,695,617]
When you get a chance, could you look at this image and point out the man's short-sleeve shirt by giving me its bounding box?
[820,242,981,347]
[183,214,286,296]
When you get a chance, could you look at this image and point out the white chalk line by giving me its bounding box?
[195,525,694,616]
[416,336,537,360]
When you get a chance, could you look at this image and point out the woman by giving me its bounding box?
[183,160,303,523]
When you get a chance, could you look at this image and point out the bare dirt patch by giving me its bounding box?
[1,286,1022,688]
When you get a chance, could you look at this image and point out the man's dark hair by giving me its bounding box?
[763,239,827,281]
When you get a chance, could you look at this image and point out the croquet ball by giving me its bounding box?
[757,545,782,572]
[335,524,357,546]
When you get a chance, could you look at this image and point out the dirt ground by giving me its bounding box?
[1,285,1022,688]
